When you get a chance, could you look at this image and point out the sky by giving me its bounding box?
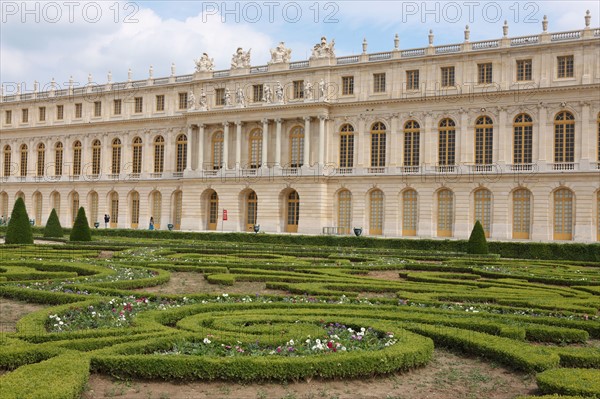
[1,0,598,94]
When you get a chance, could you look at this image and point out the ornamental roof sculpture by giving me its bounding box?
[231,47,251,69]
[310,36,336,59]
[194,53,214,72]
[269,42,292,64]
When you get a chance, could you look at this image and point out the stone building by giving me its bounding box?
[1,14,599,241]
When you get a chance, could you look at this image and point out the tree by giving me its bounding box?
[5,197,33,244]
[69,207,92,242]
[467,220,488,255]
[43,209,64,238]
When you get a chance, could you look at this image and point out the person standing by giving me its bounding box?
[149,217,155,231]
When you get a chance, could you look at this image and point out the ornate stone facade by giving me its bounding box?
[1,18,599,242]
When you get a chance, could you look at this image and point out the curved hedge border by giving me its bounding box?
[536,368,600,398]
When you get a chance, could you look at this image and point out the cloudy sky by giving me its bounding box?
[1,0,598,94]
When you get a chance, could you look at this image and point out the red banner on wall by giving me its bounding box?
[223,210,228,221]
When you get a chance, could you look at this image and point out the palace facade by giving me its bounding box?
[1,16,599,242]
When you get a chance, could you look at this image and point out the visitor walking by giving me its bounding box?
[149,217,155,230]
[104,214,110,228]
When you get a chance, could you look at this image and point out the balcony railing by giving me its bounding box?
[471,164,494,172]
[435,165,457,173]
[367,167,386,174]
[509,163,533,171]
[172,172,184,178]
[400,165,420,174]
[150,172,163,179]
[553,162,576,171]
[336,167,354,175]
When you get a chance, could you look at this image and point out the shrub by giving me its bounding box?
[536,368,600,398]
[69,207,91,242]
[4,198,33,244]
[43,209,64,238]
[467,221,488,255]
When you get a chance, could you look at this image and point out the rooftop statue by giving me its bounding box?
[310,36,335,59]
[231,47,251,69]
[269,42,292,64]
[194,53,215,72]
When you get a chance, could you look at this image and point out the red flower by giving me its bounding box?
[327,341,333,349]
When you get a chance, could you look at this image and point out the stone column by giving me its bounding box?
[235,121,242,168]
[186,126,193,171]
[497,107,507,164]
[223,122,230,169]
[198,124,205,170]
[262,118,269,167]
[536,104,547,162]
[318,115,327,166]
[457,109,467,165]
[303,116,311,167]
[579,102,590,162]
[275,118,282,166]
[357,116,366,167]
[143,131,150,174]
[389,114,398,166]
[121,133,129,175]
[164,130,173,173]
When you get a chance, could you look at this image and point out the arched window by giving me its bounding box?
[439,118,456,166]
[513,189,531,239]
[111,138,121,174]
[20,144,28,177]
[369,190,384,236]
[339,124,354,169]
[176,134,187,172]
[91,139,101,176]
[474,189,492,237]
[110,192,119,227]
[337,190,352,235]
[437,189,454,237]
[246,191,258,231]
[33,192,42,226]
[554,188,573,240]
[403,121,420,167]
[3,145,11,177]
[51,192,60,220]
[0,192,8,219]
[475,116,493,165]
[54,142,63,176]
[370,122,386,168]
[154,136,164,173]
[132,137,142,174]
[554,111,575,164]
[16,192,25,201]
[36,143,45,176]
[402,189,418,236]
[151,191,162,229]
[248,129,262,169]
[208,191,218,230]
[286,190,300,233]
[289,127,304,168]
[71,192,79,226]
[72,141,82,176]
[89,191,98,227]
[211,132,224,170]
[130,191,140,228]
[172,191,182,230]
[513,114,533,165]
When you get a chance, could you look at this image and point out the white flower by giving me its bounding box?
[203,338,211,344]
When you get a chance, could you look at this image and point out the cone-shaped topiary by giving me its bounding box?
[5,197,33,244]
[43,208,64,238]
[467,220,488,255]
[69,207,91,242]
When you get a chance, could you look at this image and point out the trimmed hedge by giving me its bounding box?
[537,368,600,398]
[467,221,489,255]
[69,207,91,242]
[43,209,64,238]
[4,198,33,244]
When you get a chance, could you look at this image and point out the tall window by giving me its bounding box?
[478,63,493,84]
[113,99,122,115]
[286,190,300,233]
[438,118,456,166]
[20,144,27,177]
[290,127,304,168]
[342,76,354,95]
[554,111,575,163]
[475,116,493,165]
[51,192,60,219]
[513,114,533,164]
[369,190,384,236]
[337,190,352,235]
[403,121,420,167]
[91,139,101,175]
[211,132,224,170]
[246,191,258,231]
[441,66,455,87]
[89,191,99,227]
[36,143,45,176]
[134,97,143,113]
[402,189,418,236]
[74,103,82,118]
[173,191,182,230]
[110,192,119,227]
[253,85,264,103]
[513,189,531,239]
[248,129,262,168]
[339,124,354,169]
[111,138,122,174]
[373,73,386,93]
[93,101,101,117]
[474,189,492,237]
[154,136,164,173]
[208,191,218,230]
[215,88,225,106]
[5,110,12,125]
[178,92,188,110]
[370,122,386,168]
[72,141,82,176]
[54,142,63,176]
[516,59,532,81]
[39,106,46,121]
[156,95,165,111]
[437,189,454,237]
[3,145,11,177]
[132,137,142,174]
[33,192,42,226]
[557,55,574,78]
[130,191,140,228]
[293,80,304,99]
[71,192,79,225]
[56,105,64,120]
[151,191,162,229]
[22,108,29,123]
[0,192,8,219]
[554,189,573,240]
[176,134,187,172]
[406,70,419,90]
